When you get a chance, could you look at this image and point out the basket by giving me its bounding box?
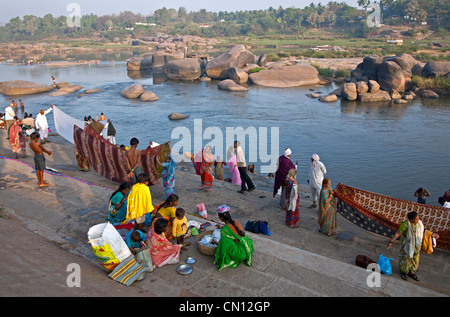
[196,230,217,256]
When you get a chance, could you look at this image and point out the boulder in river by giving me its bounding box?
[169,113,189,120]
[377,60,405,92]
[249,64,320,88]
[319,94,338,102]
[163,58,202,81]
[120,83,145,99]
[0,80,54,96]
[49,82,83,96]
[218,79,248,92]
[140,91,159,102]
[205,45,255,80]
[228,67,249,84]
[357,90,392,102]
[341,82,357,101]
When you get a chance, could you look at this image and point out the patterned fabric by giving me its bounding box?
[334,183,450,251]
[73,123,171,185]
[108,255,147,286]
[147,228,181,267]
[162,155,175,198]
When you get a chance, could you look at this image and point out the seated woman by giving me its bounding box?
[152,194,179,239]
[214,205,254,272]
[147,218,181,268]
[106,182,131,224]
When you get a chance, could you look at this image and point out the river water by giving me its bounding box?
[1,59,449,206]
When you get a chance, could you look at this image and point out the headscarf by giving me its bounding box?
[311,153,320,167]
[284,148,292,157]
[217,205,230,214]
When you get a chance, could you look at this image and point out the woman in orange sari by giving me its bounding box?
[199,145,215,192]
[9,117,27,159]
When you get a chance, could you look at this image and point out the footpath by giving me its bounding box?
[0,133,448,299]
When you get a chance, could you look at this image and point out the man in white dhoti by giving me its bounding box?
[35,104,54,143]
[308,153,327,209]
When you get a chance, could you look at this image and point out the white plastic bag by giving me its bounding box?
[88,222,132,272]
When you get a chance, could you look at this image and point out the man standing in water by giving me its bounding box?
[29,132,52,187]
[126,137,142,185]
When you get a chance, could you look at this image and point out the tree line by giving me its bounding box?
[0,1,448,42]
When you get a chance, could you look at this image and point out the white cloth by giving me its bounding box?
[53,106,108,144]
[235,146,246,167]
[443,201,450,208]
[35,107,53,131]
[308,160,327,190]
[406,220,424,258]
[288,183,298,211]
[284,148,292,156]
[4,106,15,121]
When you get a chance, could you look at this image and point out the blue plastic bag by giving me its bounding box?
[378,254,393,275]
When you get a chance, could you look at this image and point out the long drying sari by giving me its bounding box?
[227,153,241,186]
[318,186,337,235]
[214,222,254,272]
[285,179,300,227]
[398,220,424,275]
[200,149,214,188]
[162,155,175,198]
[147,228,181,267]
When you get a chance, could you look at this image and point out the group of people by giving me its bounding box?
[273,149,335,235]
[106,173,254,272]
[191,141,256,194]
[414,187,450,208]
[85,113,117,145]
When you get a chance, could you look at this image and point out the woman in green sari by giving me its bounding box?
[387,211,439,281]
[214,205,254,272]
[318,178,337,236]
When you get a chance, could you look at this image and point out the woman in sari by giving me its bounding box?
[9,117,27,159]
[106,182,131,224]
[285,169,300,228]
[147,218,181,268]
[214,205,254,272]
[226,146,241,186]
[199,145,214,192]
[151,194,179,240]
[387,211,439,281]
[318,178,337,236]
[161,154,175,198]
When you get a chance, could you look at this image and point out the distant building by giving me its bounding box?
[387,39,403,45]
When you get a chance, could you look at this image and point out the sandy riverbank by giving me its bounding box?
[0,128,449,295]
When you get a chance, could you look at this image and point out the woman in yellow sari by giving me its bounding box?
[152,194,179,240]
[123,173,154,231]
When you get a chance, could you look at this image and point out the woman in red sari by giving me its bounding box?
[9,117,27,159]
[199,145,215,192]
[147,218,181,268]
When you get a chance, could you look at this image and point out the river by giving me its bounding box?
[1,59,449,206]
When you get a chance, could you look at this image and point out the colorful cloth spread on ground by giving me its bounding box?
[334,183,450,251]
[108,255,147,286]
[73,123,171,185]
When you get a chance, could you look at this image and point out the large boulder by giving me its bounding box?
[0,80,54,96]
[120,83,145,99]
[127,57,143,71]
[163,58,202,81]
[422,61,450,78]
[140,91,159,102]
[249,65,320,88]
[152,51,185,68]
[377,60,405,92]
[358,90,392,102]
[355,81,369,94]
[384,54,422,79]
[320,94,338,102]
[49,83,83,96]
[205,45,255,80]
[217,79,248,92]
[352,55,383,81]
[341,82,357,101]
[228,67,249,84]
